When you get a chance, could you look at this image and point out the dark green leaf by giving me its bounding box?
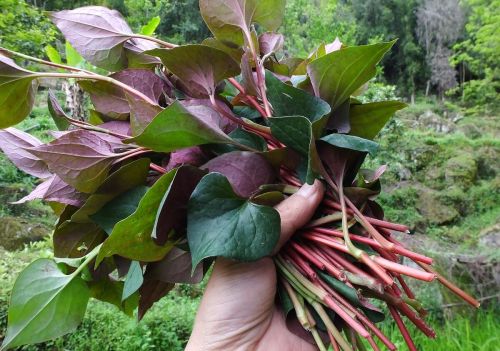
[268,116,319,184]
[308,41,396,110]
[187,173,281,270]
[349,100,407,140]
[89,278,138,317]
[211,128,268,154]
[122,261,143,301]
[53,222,105,258]
[96,170,180,265]
[0,55,38,128]
[1,259,89,349]
[91,186,149,235]
[72,158,150,225]
[320,133,379,156]
[125,101,235,152]
[265,71,330,123]
[146,45,240,97]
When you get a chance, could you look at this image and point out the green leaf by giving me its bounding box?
[125,101,235,152]
[308,41,396,110]
[146,45,240,97]
[47,90,70,130]
[265,71,330,123]
[65,42,84,67]
[89,278,138,317]
[1,259,89,349]
[317,271,384,323]
[140,16,160,35]
[0,55,38,128]
[349,100,407,140]
[200,0,286,46]
[122,261,143,301]
[72,158,151,225]
[187,173,280,270]
[44,45,62,64]
[91,186,149,235]
[320,133,379,156]
[269,116,319,184]
[96,170,180,265]
[211,128,268,154]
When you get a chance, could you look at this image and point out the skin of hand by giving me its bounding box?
[186,180,325,351]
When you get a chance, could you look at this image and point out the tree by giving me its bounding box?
[348,0,427,102]
[0,0,58,57]
[452,0,500,106]
[416,0,466,98]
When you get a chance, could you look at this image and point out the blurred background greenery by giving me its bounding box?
[0,0,498,350]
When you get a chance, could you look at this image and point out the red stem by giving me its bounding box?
[227,77,268,118]
[389,306,418,351]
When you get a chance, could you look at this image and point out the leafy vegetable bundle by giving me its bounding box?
[0,2,479,350]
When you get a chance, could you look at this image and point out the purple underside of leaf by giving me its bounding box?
[0,128,52,178]
[138,280,174,320]
[25,130,120,193]
[201,151,277,197]
[259,32,285,56]
[165,147,209,172]
[144,247,203,284]
[153,166,207,245]
[99,121,131,136]
[13,174,88,207]
[181,99,236,133]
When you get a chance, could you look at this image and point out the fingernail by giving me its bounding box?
[296,181,318,198]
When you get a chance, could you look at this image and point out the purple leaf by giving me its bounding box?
[325,37,342,54]
[13,174,88,207]
[165,147,209,172]
[181,99,236,133]
[259,32,284,56]
[79,69,165,120]
[138,279,174,320]
[50,6,157,71]
[53,221,106,258]
[126,93,163,136]
[145,247,204,284]
[99,121,131,136]
[146,45,240,97]
[0,127,51,178]
[26,130,120,193]
[153,166,206,245]
[202,151,276,197]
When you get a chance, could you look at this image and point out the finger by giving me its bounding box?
[274,179,324,251]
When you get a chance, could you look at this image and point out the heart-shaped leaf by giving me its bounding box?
[26,130,120,193]
[50,6,155,71]
[14,174,88,207]
[320,133,379,156]
[147,45,240,97]
[1,259,89,350]
[201,151,276,197]
[153,166,206,245]
[265,71,331,124]
[0,127,51,178]
[96,169,180,265]
[199,0,286,46]
[307,41,396,111]
[268,116,320,184]
[0,55,38,128]
[187,172,281,270]
[126,101,236,152]
[349,100,407,140]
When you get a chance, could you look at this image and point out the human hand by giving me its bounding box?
[186,180,325,351]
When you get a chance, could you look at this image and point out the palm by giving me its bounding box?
[186,181,324,351]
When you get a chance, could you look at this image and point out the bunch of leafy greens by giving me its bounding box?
[0,2,410,350]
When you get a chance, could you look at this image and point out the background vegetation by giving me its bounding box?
[0,0,498,350]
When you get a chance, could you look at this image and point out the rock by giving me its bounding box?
[459,123,482,139]
[418,110,456,133]
[445,154,477,187]
[479,223,500,247]
[417,187,459,225]
[476,146,499,180]
[0,216,48,251]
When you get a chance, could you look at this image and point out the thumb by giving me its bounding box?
[273,179,324,251]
